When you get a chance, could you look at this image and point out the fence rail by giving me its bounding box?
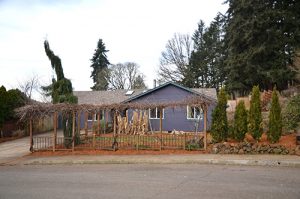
[33,133,204,151]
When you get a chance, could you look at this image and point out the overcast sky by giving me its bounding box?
[0,0,227,100]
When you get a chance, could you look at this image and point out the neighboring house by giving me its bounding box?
[73,82,217,132]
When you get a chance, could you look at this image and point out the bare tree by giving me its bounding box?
[18,75,40,100]
[109,64,127,89]
[158,33,193,82]
[108,62,147,90]
[126,62,138,89]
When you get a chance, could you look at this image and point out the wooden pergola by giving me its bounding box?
[17,95,216,152]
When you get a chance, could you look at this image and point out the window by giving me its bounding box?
[149,107,164,119]
[187,106,203,120]
[87,111,104,121]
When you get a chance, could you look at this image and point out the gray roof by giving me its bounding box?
[74,89,146,105]
[74,87,217,105]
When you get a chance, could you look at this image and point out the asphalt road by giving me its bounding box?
[0,164,299,199]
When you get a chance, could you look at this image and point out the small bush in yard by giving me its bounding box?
[234,100,248,141]
[211,88,228,142]
[248,85,263,141]
[268,87,282,143]
[283,94,300,132]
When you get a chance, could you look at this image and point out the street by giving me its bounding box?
[0,164,299,199]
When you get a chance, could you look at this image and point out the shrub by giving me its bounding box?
[283,94,300,132]
[211,88,228,142]
[248,85,263,141]
[234,100,248,141]
[0,86,26,135]
[268,87,282,143]
[92,120,108,133]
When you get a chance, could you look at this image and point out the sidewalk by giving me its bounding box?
[5,154,299,167]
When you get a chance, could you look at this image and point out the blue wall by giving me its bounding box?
[128,84,214,132]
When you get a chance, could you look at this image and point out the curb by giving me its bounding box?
[21,156,300,167]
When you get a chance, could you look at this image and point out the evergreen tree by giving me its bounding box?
[268,86,282,143]
[234,100,248,141]
[90,39,110,90]
[211,88,228,142]
[225,0,300,95]
[132,75,147,89]
[0,86,26,137]
[188,13,226,90]
[43,40,78,147]
[248,85,262,140]
[0,86,7,134]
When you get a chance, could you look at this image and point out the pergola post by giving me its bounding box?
[29,118,33,152]
[105,110,108,133]
[97,111,101,134]
[203,105,207,151]
[72,111,75,152]
[84,111,88,136]
[159,107,163,151]
[113,110,116,136]
[53,112,57,152]
[77,111,81,136]
[113,110,117,151]
[92,112,96,149]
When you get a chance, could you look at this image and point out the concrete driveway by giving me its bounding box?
[0,131,60,164]
[0,136,30,164]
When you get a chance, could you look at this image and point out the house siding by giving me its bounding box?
[127,84,214,132]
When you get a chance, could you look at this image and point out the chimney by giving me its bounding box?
[153,79,157,88]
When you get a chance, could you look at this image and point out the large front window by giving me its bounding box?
[187,106,203,120]
[149,108,164,119]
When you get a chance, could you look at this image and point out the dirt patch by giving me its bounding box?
[244,133,297,150]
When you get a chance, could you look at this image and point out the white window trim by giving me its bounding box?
[87,111,104,122]
[187,106,203,120]
[149,108,164,119]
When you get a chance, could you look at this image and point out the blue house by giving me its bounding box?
[74,82,217,132]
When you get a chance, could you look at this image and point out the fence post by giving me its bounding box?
[183,133,186,150]
[29,118,33,152]
[92,132,96,149]
[136,134,139,151]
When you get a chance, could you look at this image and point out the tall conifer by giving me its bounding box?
[248,86,262,140]
[268,86,282,143]
[211,88,228,142]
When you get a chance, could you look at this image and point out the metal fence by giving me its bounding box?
[32,133,204,151]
